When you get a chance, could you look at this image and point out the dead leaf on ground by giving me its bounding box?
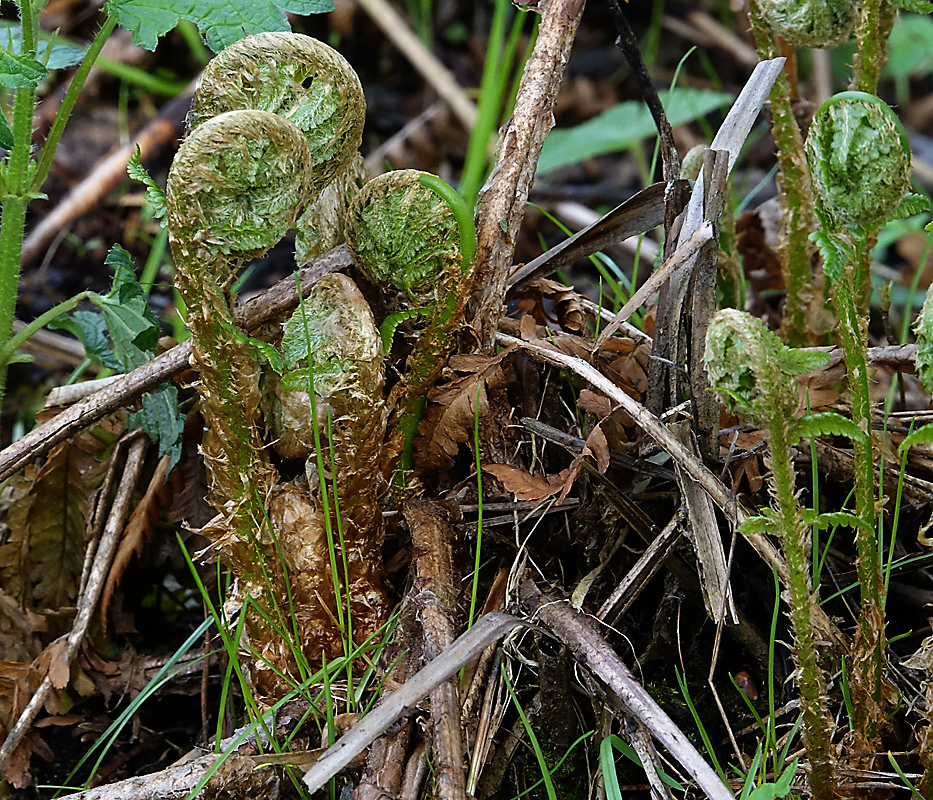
[417,348,516,469]
[483,464,573,502]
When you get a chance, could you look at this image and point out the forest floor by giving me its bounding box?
[3,1,933,798]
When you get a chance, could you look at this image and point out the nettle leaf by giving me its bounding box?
[792,412,869,444]
[0,22,87,70]
[898,423,933,454]
[48,309,122,370]
[128,384,184,469]
[106,0,336,52]
[87,244,159,371]
[0,48,47,89]
[127,146,167,220]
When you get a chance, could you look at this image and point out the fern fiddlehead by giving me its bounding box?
[706,309,840,800]
[345,169,476,475]
[167,32,376,695]
[806,89,926,748]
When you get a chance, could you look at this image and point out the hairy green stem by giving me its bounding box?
[769,418,837,800]
[705,310,838,799]
[0,291,91,368]
[829,239,885,745]
[852,0,895,94]
[746,0,817,346]
[0,0,41,412]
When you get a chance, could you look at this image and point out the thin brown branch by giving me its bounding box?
[468,0,586,349]
[0,245,353,483]
[519,579,733,800]
[405,500,466,800]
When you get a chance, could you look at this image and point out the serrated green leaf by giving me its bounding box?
[106,0,335,52]
[0,106,12,150]
[87,244,159,371]
[898,423,933,453]
[739,513,779,537]
[886,192,931,223]
[814,511,873,532]
[0,48,47,88]
[538,88,733,174]
[127,146,167,219]
[791,412,869,444]
[49,310,122,370]
[896,0,933,13]
[128,384,184,470]
[811,229,855,282]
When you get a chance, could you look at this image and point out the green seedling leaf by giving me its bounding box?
[898,423,933,454]
[538,88,733,174]
[127,146,167,220]
[379,307,429,352]
[106,0,336,52]
[128,384,184,469]
[746,758,798,800]
[774,347,832,377]
[0,48,47,88]
[87,244,160,371]
[49,309,122,370]
[886,192,932,223]
[811,229,855,282]
[792,412,869,445]
[802,509,872,533]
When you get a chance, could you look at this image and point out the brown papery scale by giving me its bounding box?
[261,274,388,694]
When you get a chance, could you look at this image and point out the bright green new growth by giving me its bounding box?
[914,288,933,393]
[704,309,829,425]
[804,89,924,752]
[187,31,365,196]
[345,169,467,306]
[806,91,912,230]
[756,0,855,48]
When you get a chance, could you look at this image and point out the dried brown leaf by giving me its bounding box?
[1,438,108,610]
[483,464,567,502]
[418,349,514,469]
[578,389,613,418]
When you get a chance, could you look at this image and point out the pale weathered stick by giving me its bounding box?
[354,0,476,131]
[0,246,353,483]
[21,89,193,266]
[520,580,734,800]
[303,613,525,793]
[468,0,586,349]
